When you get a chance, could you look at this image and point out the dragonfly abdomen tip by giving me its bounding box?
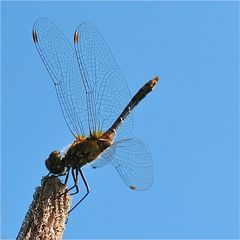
[149,76,160,88]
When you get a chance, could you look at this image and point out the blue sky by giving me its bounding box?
[1,1,239,239]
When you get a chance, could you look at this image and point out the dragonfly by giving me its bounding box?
[32,18,159,212]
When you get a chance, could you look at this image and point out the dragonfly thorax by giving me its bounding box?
[64,137,112,169]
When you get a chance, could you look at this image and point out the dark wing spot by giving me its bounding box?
[32,30,38,43]
[74,31,79,44]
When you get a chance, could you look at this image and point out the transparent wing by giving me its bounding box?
[91,138,153,191]
[33,18,91,137]
[90,147,115,169]
[74,22,133,140]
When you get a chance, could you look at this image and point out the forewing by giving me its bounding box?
[91,138,153,191]
[74,23,133,140]
[33,18,88,137]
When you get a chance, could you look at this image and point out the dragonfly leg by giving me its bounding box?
[68,168,90,215]
[44,172,67,181]
[64,167,70,185]
[42,171,70,201]
[69,168,79,195]
[45,173,58,179]
[52,168,77,201]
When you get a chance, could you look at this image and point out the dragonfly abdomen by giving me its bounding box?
[110,76,159,132]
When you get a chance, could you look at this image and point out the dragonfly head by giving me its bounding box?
[45,150,66,175]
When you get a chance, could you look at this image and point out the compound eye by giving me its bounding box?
[45,150,65,174]
[49,151,61,161]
